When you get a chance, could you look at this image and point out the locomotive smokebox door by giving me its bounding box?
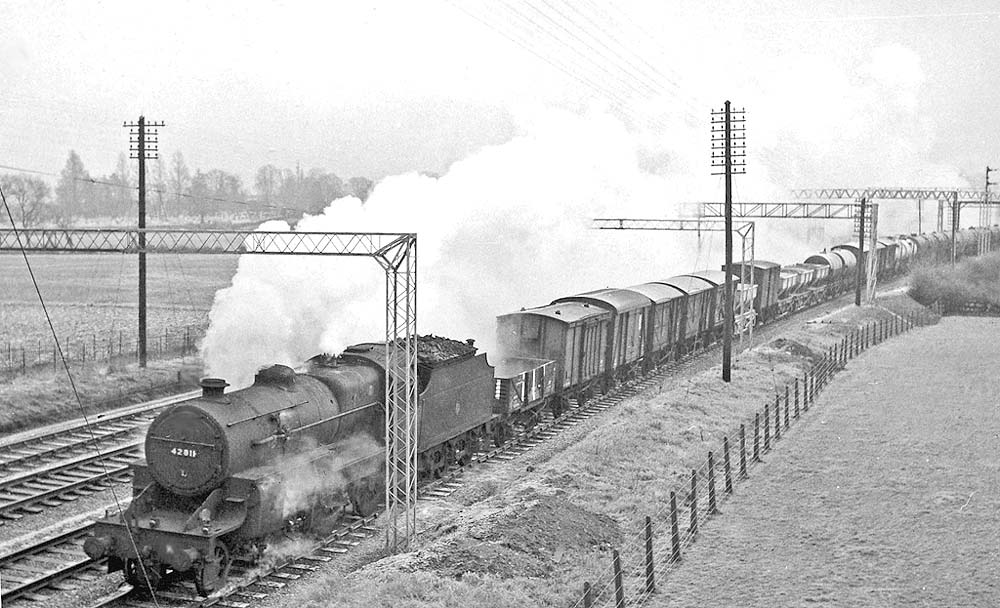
[146,405,228,497]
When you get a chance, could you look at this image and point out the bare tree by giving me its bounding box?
[169,152,191,217]
[1,174,51,227]
[54,150,90,222]
[255,164,281,206]
[347,176,375,202]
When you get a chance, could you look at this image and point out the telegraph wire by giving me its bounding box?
[513,0,662,99]
[445,0,643,119]
[748,10,1000,24]
[555,0,700,115]
[486,0,655,106]
[0,181,162,604]
[457,0,677,133]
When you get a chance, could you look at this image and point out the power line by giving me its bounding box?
[445,0,647,121]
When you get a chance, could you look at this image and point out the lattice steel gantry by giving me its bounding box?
[0,228,420,551]
[791,187,1000,265]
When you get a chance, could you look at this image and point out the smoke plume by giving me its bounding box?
[202,45,972,386]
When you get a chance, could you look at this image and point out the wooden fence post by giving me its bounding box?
[689,469,698,537]
[763,402,771,451]
[804,372,811,410]
[644,516,655,594]
[753,414,762,462]
[773,395,781,441]
[793,378,800,417]
[613,549,625,608]
[783,385,790,429]
[707,451,719,515]
[670,492,681,562]
[739,425,749,478]
[723,436,733,493]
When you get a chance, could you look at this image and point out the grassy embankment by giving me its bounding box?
[908,251,1000,309]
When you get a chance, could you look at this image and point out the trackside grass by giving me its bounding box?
[908,251,1000,309]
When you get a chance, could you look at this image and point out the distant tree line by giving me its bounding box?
[0,150,375,228]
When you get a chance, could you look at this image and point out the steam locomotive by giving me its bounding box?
[83,224,999,594]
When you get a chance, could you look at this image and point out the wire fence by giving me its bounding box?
[572,308,940,608]
[931,299,1000,317]
[1,324,205,379]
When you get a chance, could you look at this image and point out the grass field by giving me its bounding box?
[0,253,237,428]
[0,253,237,347]
[649,316,1000,607]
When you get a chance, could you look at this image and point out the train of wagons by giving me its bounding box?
[84,225,1000,594]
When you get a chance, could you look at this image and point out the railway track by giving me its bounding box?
[0,522,104,604]
[0,391,200,523]
[87,515,381,608]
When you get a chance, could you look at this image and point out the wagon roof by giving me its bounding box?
[626,282,686,304]
[831,249,857,266]
[804,252,845,268]
[682,270,740,287]
[728,260,781,270]
[553,288,650,313]
[503,301,610,324]
[833,242,885,253]
[656,275,713,295]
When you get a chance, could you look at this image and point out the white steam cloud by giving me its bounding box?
[202,45,974,387]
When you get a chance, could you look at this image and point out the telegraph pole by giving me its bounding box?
[984,167,995,252]
[123,116,165,367]
[711,101,745,382]
[855,197,865,306]
[951,190,959,266]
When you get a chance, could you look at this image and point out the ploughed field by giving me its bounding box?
[649,316,1000,607]
[0,254,236,346]
[0,254,235,431]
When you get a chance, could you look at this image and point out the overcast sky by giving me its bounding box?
[2,0,1000,187]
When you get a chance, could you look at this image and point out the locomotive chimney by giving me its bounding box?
[200,377,229,397]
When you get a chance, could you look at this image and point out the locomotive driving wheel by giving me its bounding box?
[125,558,162,592]
[195,541,231,597]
